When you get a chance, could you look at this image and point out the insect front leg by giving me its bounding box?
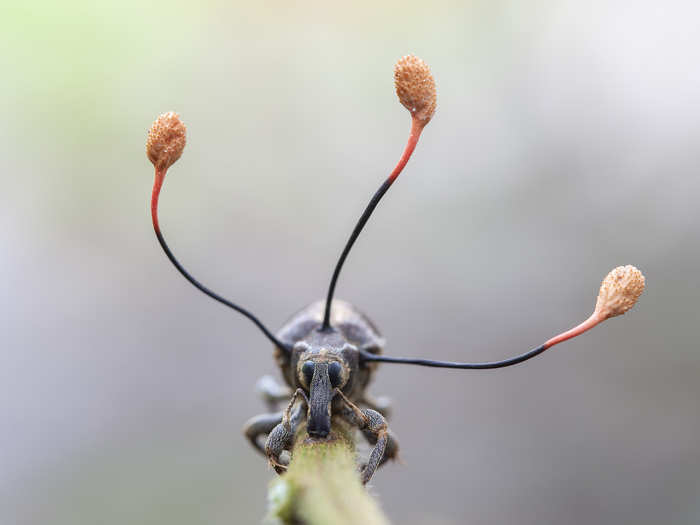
[265,388,308,474]
[242,376,296,456]
[360,426,399,471]
[335,389,399,484]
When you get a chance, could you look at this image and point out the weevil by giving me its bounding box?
[146,55,645,484]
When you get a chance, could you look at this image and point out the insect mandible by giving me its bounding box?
[145,55,645,484]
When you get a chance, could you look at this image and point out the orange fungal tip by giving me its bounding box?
[394,54,437,124]
[147,112,187,172]
[594,265,645,320]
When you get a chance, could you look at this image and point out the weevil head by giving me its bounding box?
[292,328,357,438]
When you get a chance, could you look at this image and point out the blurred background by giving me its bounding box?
[2,1,699,524]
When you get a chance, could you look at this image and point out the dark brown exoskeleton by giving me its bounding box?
[243,300,396,484]
[146,56,645,485]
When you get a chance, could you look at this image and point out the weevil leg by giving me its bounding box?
[360,427,399,469]
[335,389,399,484]
[265,388,308,474]
[243,411,283,456]
[361,392,393,420]
[255,375,293,412]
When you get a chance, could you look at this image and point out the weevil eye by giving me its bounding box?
[328,361,343,388]
[301,361,315,387]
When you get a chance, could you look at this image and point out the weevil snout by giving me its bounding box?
[307,361,332,437]
[300,358,348,438]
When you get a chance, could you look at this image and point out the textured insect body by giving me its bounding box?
[256,300,394,482]
[276,300,382,403]
[146,55,645,484]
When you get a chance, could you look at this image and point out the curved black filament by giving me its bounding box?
[322,178,392,330]
[154,229,290,355]
[359,344,548,370]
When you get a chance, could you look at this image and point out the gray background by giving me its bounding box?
[2,1,699,523]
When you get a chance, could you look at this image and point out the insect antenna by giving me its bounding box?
[146,112,290,354]
[321,55,437,331]
[360,266,645,369]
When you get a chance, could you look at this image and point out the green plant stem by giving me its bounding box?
[266,419,390,525]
